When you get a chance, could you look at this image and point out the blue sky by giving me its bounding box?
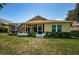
[0,3,75,23]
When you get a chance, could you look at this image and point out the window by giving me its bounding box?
[52,25,56,32]
[38,26,42,30]
[52,25,61,32]
[57,25,61,32]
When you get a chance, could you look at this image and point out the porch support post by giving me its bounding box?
[8,24,10,33]
[37,25,38,34]
[30,24,32,32]
[15,25,17,33]
[25,23,26,33]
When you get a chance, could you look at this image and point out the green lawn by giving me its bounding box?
[0,33,79,55]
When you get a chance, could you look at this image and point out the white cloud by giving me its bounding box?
[55,19,63,20]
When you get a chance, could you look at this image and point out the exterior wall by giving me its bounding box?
[71,26,79,31]
[18,22,71,33]
[44,22,71,33]
[71,21,79,31]
[44,24,52,33]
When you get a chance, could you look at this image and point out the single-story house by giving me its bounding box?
[8,16,72,37]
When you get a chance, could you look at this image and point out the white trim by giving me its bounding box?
[37,25,38,34]
[30,26,32,32]
[56,25,58,32]
[25,23,26,33]
[8,25,9,33]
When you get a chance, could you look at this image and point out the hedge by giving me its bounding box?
[45,32,79,39]
[27,31,36,37]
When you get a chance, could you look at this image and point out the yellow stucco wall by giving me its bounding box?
[44,22,71,33]
[76,26,79,30]
[18,22,71,33]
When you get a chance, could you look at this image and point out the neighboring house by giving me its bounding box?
[8,16,71,35]
[71,21,79,32]
[0,18,11,26]
[0,18,11,32]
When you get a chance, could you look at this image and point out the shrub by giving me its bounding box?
[45,32,74,38]
[45,32,58,38]
[71,31,79,38]
[60,32,71,38]
[27,31,36,37]
[45,32,60,38]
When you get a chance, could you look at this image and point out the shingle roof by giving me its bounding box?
[27,15,47,22]
[0,18,11,24]
[26,20,71,24]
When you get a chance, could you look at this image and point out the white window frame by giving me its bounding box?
[56,25,58,32]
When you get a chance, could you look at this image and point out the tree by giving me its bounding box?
[66,3,79,21]
[0,3,6,10]
[66,10,75,21]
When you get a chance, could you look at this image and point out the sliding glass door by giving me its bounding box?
[37,24,44,34]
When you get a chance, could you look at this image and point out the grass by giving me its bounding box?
[0,33,79,55]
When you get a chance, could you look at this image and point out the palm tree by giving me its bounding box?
[0,3,6,10]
